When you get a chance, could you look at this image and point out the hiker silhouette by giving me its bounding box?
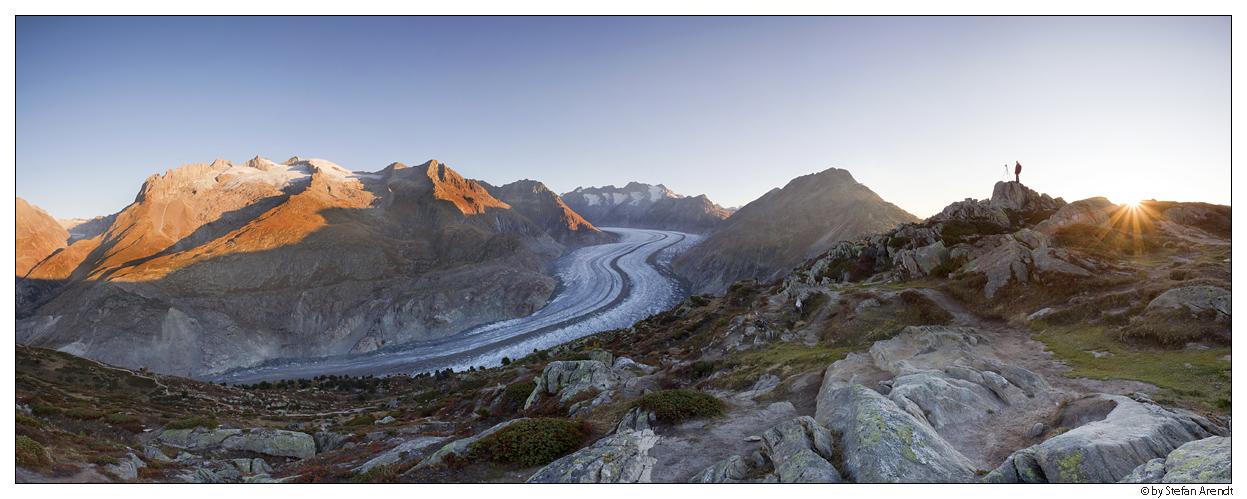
[1014,161,1022,183]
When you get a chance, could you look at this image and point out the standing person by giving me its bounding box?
[1015,161,1022,183]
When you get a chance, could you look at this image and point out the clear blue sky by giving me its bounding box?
[15,16,1230,220]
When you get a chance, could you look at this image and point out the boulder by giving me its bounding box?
[930,198,1011,227]
[613,356,657,373]
[313,431,358,453]
[1145,286,1231,322]
[355,436,449,474]
[1030,247,1093,276]
[963,238,1031,298]
[153,427,316,460]
[142,445,172,462]
[898,241,950,277]
[103,453,145,481]
[1034,197,1118,235]
[524,360,621,409]
[1011,228,1049,250]
[587,349,614,366]
[887,370,1004,428]
[775,449,842,483]
[614,407,657,434]
[984,394,1220,483]
[815,384,976,483]
[526,430,659,483]
[989,181,1065,217]
[761,416,841,483]
[415,418,526,469]
[689,455,752,483]
[825,326,1053,432]
[231,457,272,474]
[1120,436,1231,483]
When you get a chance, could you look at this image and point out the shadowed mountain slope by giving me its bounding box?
[672,168,918,295]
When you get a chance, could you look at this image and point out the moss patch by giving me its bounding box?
[1033,324,1230,415]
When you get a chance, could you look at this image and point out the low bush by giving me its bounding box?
[106,413,138,424]
[16,415,43,429]
[94,455,120,465]
[17,435,51,469]
[468,418,590,467]
[29,402,59,417]
[65,408,105,420]
[343,414,377,427]
[631,389,725,424]
[939,219,1007,246]
[166,414,218,430]
[504,381,536,409]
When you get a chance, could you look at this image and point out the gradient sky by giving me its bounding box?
[15,16,1230,220]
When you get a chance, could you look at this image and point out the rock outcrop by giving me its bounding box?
[673,167,917,295]
[761,416,842,483]
[415,418,526,469]
[527,408,659,483]
[1120,436,1231,483]
[1034,197,1118,235]
[561,182,732,235]
[151,426,316,460]
[984,394,1224,483]
[523,360,622,409]
[816,384,977,483]
[823,325,1055,430]
[1144,286,1231,322]
[961,229,1097,298]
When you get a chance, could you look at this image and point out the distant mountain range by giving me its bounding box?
[16,157,607,378]
[560,182,733,235]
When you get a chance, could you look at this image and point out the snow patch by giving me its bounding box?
[649,185,665,201]
[191,157,383,191]
[611,193,627,205]
[584,193,602,206]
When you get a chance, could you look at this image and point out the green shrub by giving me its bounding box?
[504,382,536,409]
[631,389,725,424]
[166,414,218,430]
[659,315,679,324]
[939,219,1007,246]
[17,435,51,469]
[95,455,120,465]
[928,255,968,279]
[65,408,105,420]
[469,418,590,467]
[29,402,59,417]
[689,295,709,307]
[106,413,138,424]
[16,415,43,429]
[888,235,911,249]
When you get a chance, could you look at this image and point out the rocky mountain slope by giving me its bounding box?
[673,167,918,295]
[15,157,611,379]
[478,179,614,247]
[16,197,71,278]
[560,182,733,234]
[17,179,1230,484]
